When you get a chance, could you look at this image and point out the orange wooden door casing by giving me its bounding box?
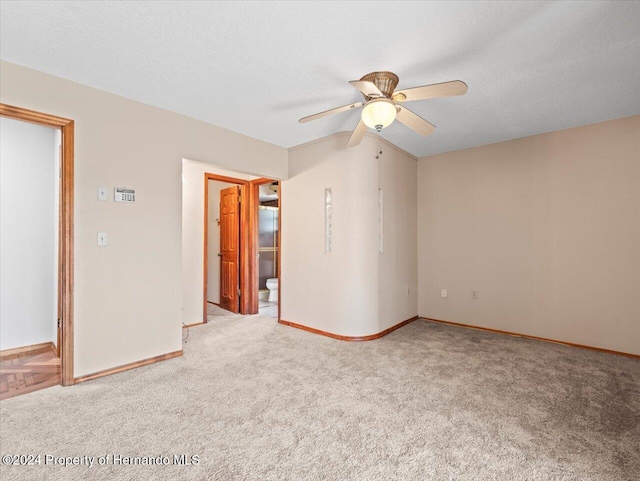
[220,186,240,313]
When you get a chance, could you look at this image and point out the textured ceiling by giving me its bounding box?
[1,1,639,157]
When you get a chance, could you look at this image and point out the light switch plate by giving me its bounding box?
[98,187,108,201]
[97,232,107,246]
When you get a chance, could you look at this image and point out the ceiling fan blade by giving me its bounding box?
[393,80,467,103]
[299,102,363,123]
[396,106,436,136]
[347,119,367,147]
[349,80,384,98]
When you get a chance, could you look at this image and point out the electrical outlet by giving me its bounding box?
[441,289,447,298]
[472,290,479,300]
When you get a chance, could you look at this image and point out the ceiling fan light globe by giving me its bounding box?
[361,99,396,131]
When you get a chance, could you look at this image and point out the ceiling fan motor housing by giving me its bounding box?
[360,71,399,99]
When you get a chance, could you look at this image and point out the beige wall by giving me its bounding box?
[282,134,417,337]
[417,115,640,355]
[377,142,419,330]
[181,159,258,325]
[0,61,287,377]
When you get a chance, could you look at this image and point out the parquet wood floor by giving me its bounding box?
[0,346,60,400]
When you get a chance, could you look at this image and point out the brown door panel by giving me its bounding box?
[220,186,240,313]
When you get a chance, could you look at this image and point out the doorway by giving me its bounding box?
[202,173,281,323]
[256,182,280,318]
[203,173,251,322]
[0,103,74,398]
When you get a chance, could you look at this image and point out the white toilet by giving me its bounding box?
[266,278,278,302]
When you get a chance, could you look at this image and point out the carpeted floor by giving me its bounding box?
[1,308,639,480]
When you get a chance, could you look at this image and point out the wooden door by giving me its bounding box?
[220,185,241,313]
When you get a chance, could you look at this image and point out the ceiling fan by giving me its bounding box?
[299,71,467,147]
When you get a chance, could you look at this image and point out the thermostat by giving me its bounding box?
[115,187,135,203]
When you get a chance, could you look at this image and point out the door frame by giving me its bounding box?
[249,178,281,320]
[0,103,75,386]
[203,173,251,321]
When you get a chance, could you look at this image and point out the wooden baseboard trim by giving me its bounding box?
[0,341,56,358]
[421,317,640,359]
[73,350,183,384]
[279,316,418,341]
[206,301,220,306]
[183,322,205,328]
